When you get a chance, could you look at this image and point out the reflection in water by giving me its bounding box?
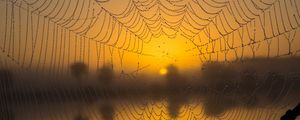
[167,94,186,118]
[99,100,114,120]
[1,57,300,120]
[74,114,89,120]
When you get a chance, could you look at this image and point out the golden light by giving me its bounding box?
[159,68,168,75]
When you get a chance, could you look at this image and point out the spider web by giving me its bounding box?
[0,0,300,119]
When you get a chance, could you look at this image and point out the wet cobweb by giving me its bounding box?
[0,0,300,120]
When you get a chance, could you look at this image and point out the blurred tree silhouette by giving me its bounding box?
[70,62,88,81]
[97,65,114,85]
[166,65,182,86]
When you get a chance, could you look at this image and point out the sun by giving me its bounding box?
[159,68,168,75]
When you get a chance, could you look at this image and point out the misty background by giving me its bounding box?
[1,0,300,119]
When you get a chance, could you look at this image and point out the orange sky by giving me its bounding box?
[0,0,299,76]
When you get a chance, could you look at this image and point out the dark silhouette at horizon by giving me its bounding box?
[70,62,89,82]
[0,69,14,120]
[97,65,114,86]
[0,57,299,119]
